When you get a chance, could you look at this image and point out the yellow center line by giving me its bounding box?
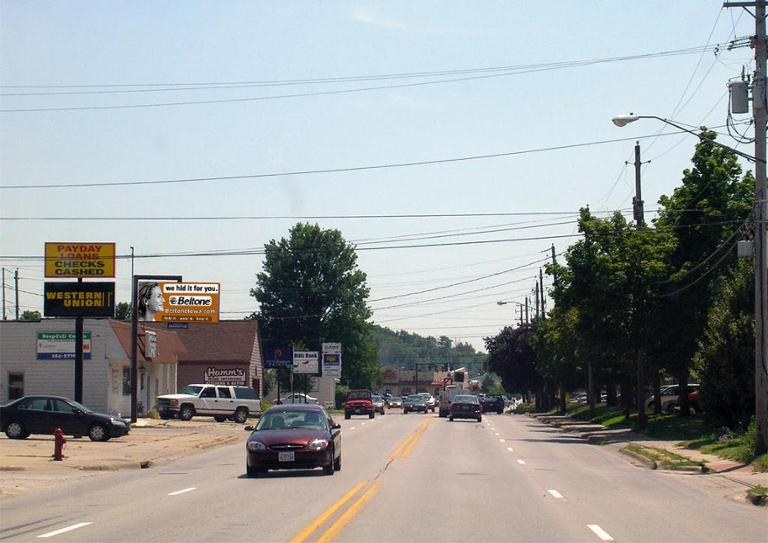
[399,418,434,459]
[315,482,383,543]
[289,481,368,543]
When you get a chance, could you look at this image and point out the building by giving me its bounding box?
[0,319,263,417]
[380,365,450,397]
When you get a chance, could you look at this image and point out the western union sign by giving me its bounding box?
[44,282,115,317]
[45,242,116,278]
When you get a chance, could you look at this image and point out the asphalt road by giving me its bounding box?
[0,412,765,542]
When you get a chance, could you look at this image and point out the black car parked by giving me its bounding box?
[0,395,130,441]
[481,395,505,414]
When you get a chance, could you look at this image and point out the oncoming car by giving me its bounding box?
[245,404,341,477]
[403,394,429,414]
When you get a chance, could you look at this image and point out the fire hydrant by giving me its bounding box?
[53,427,66,461]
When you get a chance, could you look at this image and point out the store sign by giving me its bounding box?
[293,351,319,374]
[322,342,342,378]
[37,332,92,360]
[145,331,157,359]
[204,367,246,386]
[44,282,115,317]
[45,242,116,278]
[263,346,293,369]
[138,281,220,323]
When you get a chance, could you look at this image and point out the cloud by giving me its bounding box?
[352,6,478,36]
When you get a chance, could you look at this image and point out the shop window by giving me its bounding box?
[8,373,24,401]
[122,367,131,395]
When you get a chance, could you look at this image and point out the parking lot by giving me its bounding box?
[0,417,249,499]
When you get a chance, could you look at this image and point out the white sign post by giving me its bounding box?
[322,342,342,378]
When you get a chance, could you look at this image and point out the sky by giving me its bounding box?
[0,1,759,353]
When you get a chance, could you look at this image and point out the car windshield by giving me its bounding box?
[407,396,425,403]
[390,397,401,401]
[180,385,203,395]
[347,391,370,400]
[454,395,478,403]
[256,411,326,431]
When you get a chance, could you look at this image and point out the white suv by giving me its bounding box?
[157,384,261,423]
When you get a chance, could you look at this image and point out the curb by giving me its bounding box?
[658,464,708,473]
[619,446,657,469]
[0,466,27,472]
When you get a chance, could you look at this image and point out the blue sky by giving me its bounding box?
[0,1,757,352]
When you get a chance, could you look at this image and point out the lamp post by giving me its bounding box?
[614,112,767,451]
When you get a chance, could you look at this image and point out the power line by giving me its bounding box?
[0,131,705,190]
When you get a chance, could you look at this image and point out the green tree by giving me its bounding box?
[115,302,132,321]
[20,310,41,321]
[654,131,753,415]
[251,223,378,389]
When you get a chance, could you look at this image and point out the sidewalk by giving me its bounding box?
[528,413,768,498]
[0,417,250,500]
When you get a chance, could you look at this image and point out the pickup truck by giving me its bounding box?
[156,384,261,423]
[343,389,374,420]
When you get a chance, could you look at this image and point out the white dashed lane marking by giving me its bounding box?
[37,522,93,538]
[548,489,564,499]
[168,487,196,496]
[507,447,514,452]
[587,524,614,541]
[517,459,526,465]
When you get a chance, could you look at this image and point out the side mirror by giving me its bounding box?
[244,425,255,431]
[331,423,341,429]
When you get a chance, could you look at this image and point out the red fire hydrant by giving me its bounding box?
[53,427,66,461]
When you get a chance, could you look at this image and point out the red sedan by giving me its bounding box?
[246,404,341,477]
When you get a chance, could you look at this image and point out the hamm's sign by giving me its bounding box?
[45,242,116,278]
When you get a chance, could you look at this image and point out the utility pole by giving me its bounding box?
[2,268,7,320]
[724,0,768,455]
[539,268,546,319]
[524,296,529,326]
[534,280,540,320]
[633,141,648,429]
[14,269,19,320]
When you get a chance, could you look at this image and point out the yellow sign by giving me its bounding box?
[45,242,116,278]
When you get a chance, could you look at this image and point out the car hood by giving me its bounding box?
[249,428,330,446]
[156,393,196,401]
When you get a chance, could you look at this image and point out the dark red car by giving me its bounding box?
[245,404,341,477]
[449,394,482,422]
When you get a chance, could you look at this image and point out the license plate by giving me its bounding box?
[278,451,295,462]
[461,406,469,411]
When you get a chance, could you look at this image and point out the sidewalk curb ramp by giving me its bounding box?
[619,446,657,469]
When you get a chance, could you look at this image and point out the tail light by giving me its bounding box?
[451,403,459,411]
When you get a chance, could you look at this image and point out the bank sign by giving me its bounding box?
[45,242,116,278]
[37,332,92,360]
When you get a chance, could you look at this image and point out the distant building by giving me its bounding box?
[380,365,450,397]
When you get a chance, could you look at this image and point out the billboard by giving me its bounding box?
[44,282,115,317]
[138,281,220,323]
[37,332,92,360]
[293,351,319,374]
[45,242,116,278]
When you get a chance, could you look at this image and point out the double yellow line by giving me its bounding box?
[291,418,434,543]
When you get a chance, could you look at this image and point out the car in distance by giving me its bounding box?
[480,395,505,414]
[245,404,341,477]
[417,392,437,412]
[371,394,386,415]
[403,394,429,414]
[449,394,482,422]
[645,383,700,413]
[275,393,319,405]
[0,395,130,441]
[343,389,374,419]
[156,384,261,423]
[386,396,403,409]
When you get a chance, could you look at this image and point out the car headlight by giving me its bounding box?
[169,399,179,407]
[110,417,126,426]
[308,439,329,451]
[247,440,266,452]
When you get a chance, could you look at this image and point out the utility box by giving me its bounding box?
[737,240,753,259]
[730,81,749,114]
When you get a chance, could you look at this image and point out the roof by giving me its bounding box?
[264,404,326,414]
[141,320,261,364]
[110,320,186,364]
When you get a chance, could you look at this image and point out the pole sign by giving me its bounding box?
[322,342,342,378]
[293,351,319,374]
[263,346,293,369]
[45,242,116,278]
[138,281,220,323]
[36,332,92,360]
[44,282,115,317]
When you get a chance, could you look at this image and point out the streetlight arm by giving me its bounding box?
[611,113,758,162]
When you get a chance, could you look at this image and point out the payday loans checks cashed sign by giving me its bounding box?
[45,242,116,278]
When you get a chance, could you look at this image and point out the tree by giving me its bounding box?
[251,223,378,389]
[485,326,540,400]
[20,310,41,321]
[654,131,753,415]
[115,302,131,321]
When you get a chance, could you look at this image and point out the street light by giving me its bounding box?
[611,113,757,162]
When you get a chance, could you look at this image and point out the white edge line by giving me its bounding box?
[587,524,614,541]
[168,487,196,496]
[499,438,505,442]
[37,522,93,538]
[548,489,564,499]
[517,459,526,464]
[507,447,514,452]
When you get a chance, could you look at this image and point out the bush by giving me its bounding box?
[334,385,350,410]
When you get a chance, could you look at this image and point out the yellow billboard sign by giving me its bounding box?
[45,242,116,278]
